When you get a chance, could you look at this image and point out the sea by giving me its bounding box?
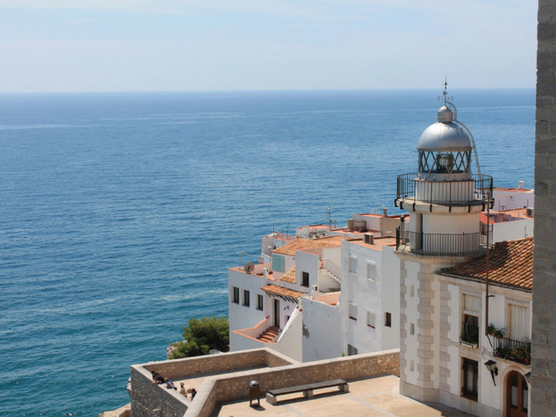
[0,89,535,416]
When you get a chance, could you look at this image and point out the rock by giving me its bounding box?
[98,403,131,417]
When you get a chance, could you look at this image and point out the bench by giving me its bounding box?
[265,379,349,405]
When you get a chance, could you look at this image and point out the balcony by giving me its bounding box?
[493,337,531,365]
[395,173,493,208]
[396,229,484,257]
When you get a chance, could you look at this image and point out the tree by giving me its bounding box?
[169,315,229,359]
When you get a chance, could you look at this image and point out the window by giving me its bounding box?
[302,271,309,287]
[385,312,392,327]
[367,311,376,328]
[349,303,357,320]
[256,294,264,311]
[243,289,250,307]
[462,294,480,345]
[232,287,239,304]
[508,304,529,341]
[410,360,414,372]
[272,255,285,273]
[367,262,376,281]
[349,257,357,274]
[410,323,415,335]
[409,285,415,297]
[347,344,358,356]
[461,314,479,345]
[461,358,478,401]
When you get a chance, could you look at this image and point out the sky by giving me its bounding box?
[0,0,539,92]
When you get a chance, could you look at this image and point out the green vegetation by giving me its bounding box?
[169,315,230,359]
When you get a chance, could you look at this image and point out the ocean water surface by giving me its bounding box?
[0,89,534,416]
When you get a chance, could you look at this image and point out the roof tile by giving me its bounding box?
[439,237,533,290]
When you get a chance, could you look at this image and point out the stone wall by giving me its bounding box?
[130,348,294,417]
[533,1,556,415]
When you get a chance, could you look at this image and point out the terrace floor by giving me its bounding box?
[211,375,473,417]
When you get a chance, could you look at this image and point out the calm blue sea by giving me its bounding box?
[0,89,534,416]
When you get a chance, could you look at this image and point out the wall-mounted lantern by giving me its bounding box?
[484,360,498,386]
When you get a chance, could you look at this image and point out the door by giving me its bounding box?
[506,371,528,417]
[273,299,280,328]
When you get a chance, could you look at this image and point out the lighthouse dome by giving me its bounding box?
[417,121,472,152]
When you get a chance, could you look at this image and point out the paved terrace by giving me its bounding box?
[213,375,472,417]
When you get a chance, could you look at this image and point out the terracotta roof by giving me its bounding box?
[280,267,296,283]
[272,237,342,256]
[261,284,304,299]
[439,237,533,291]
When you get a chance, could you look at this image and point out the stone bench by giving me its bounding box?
[265,379,349,405]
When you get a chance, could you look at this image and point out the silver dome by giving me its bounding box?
[417,122,472,151]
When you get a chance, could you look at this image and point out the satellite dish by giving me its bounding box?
[244,262,255,274]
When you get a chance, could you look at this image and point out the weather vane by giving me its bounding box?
[438,76,454,103]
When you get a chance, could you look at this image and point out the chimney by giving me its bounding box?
[383,208,388,217]
[519,181,524,189]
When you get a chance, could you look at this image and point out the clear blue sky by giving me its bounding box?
[0,0,538,92]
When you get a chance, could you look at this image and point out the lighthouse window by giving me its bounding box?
[435,153,454,173]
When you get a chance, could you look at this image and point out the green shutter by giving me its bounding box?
[272,255,285,273]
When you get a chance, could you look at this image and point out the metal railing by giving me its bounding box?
[396,229,483,256]
[395,173,493,206]
[493,337,532,365]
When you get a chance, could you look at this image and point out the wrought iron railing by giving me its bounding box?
[395,173,493,207]
[493,337,531,365]
[396,229,483,256]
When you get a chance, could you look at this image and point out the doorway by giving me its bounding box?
[273,299,280,328]
[506,371,528,417]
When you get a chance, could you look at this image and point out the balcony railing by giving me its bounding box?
[396,229,484,257]
[493,337,531,365]
[395,173,493,207]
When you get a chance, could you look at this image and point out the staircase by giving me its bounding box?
[257,326,279,343]
[323,268,341,284]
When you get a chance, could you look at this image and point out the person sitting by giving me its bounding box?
[165,378,177,390]
[190,388,197,399]
[180,382,187,397]
[151,371,165,385]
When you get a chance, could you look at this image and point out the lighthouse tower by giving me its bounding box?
[394,87,493,403]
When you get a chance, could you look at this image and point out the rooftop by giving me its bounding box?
[273,237,343,257]
[439,237,533,291]
[212,375,472,417]
[280,267,296,283]
[261,284,305,300]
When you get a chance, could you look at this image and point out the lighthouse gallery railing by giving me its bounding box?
[395,174,493,206]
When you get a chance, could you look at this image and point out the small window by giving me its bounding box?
[349,303,357,320]
[256,294,264,311]
[367,262,376,281]
[461,358,478,401]
[232,287,240,304]
[385,312,392,328]
[410,360,414,372]
[461,314,479,345]
[349,257,357,274]
[302,271,309,287]
[410,323,415,335]
[347,344,358,356]
[367,311,376,328]
[243,289,250,307]
[409,285,415,297]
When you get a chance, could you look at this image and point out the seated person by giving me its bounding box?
[151,371,165,384]
[165,378,177,390]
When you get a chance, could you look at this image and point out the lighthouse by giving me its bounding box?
[394,86,493,403]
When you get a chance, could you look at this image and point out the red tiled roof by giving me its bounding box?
[273,237,342,256]
[261,284,304,299]
[280,267,296,283]
[439,237,533,291]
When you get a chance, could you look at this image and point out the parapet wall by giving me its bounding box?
[129,348,295,417]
